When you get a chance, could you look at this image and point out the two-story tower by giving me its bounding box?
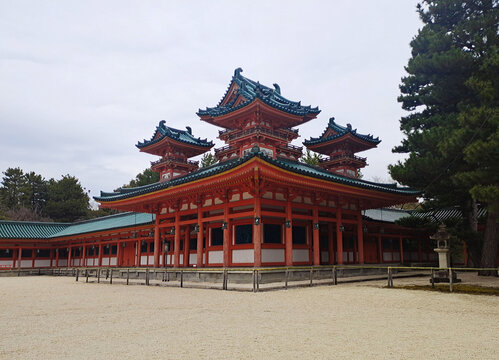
[197,68,320,162]
[303,117,380,178]
[137,120,214,182]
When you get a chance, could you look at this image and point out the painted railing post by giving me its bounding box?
[430,268,435,288]
[333,266,337,285]
[449,268,453,293]
[127,268,130,285]
[285,268,289,290]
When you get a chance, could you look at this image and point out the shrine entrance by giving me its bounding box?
[121,242,136,267]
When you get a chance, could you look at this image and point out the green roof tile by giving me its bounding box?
[197,68,320,118]
[0,221,70,239]
[137,121,214,149]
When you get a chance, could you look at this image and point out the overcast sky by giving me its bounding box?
[0,0,422,207]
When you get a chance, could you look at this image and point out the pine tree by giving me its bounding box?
[300,149,322,166]
[200,152,218,168]
[389,0,498,272]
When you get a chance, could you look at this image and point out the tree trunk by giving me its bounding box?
[464,199,481,267]
[478,203,498,276]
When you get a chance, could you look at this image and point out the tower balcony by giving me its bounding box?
[218,127,299,142]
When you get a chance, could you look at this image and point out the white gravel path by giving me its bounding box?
[0,276,497,360]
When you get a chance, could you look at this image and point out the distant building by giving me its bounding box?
[1,69,445,269]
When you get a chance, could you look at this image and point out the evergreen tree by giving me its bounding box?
[121,168,160,189]
[300,149,322,166]
[389,0,498,271]
[44,175,90,222]
[200,152,218,168]
[0,168,27,209]
[22,171,49,214]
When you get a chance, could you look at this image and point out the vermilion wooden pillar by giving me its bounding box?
[253,194,262,267]
[377,235,382,263]
[196,206,204,268]
[399,236,404,264]
[285,199,293,266]
[328,223,335,264]
[116,242,121,267]
[98,244,103,267]
[184,227,190,267]
[336,207,343,265]
[174,213,180,267]
[153,214,161,267]
[68,246,72,267]
[357,214,364,264]
[55,248,59,268]
[137,239,142,266]
[313,206,320,266]
[82,245,86,267]
[17,247,22,268]
[223,202,230,267]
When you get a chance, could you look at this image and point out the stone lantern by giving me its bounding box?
[429,224,460,283]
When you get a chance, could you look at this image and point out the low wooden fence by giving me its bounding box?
[73,265,499,292]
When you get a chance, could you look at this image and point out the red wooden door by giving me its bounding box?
[364,237,379,263]
[121,242,136,267]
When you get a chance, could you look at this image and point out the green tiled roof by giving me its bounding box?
[0,221,70,239]
[137,120,214,149]
[0,212,155,240]
[95,148,419,203]
[304,117,380,146]
[197,68,320,118]
[54,212,155,237]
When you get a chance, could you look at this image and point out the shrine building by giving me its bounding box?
[1,68,440,270]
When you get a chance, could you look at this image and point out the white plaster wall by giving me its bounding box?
[321,251,329,263]
[140,255,147,265]
[21,260,32,268]
[393,252,400,261]
[232,249,254,263]
[180,254,184,265]
[109,258,117,266]
[262,249,284,263]
[102,258,109,266]
[0,260,13,267]
[292,249,309,262]
[242,192,253,200]
[148,255,154,264]
[189,254,197,264]
[208,250,223,264]
[58,260,68,267]
[166,255,172,265]
[383,252,392,262]
[35,260,50,267]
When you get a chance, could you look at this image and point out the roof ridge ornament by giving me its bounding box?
[234,67,243,77]
[186,126,192,135]
[251,143,260,154]
[273,83,280,94]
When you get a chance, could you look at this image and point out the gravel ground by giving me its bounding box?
[0,276,497,360]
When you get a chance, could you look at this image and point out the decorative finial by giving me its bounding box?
[159,120,166,126]
[273,83,281,94]
[329,117,335,125]
[251,143,260,153]
[186,126,192,134]
[347,123,352,130]
[234,67,243,77]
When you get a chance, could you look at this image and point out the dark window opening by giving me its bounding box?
[149,242,154,253]
[111,245,117,255]
[211,228,223,246]
[141,242,148,253]
[292,226,306,245]
[236,224,253,245]
[103,246,110,255]
[21,249,32,258]
[37,249,51,258]
[264,224,281,244]
[0,249,12,258]
[189,238,197,250]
